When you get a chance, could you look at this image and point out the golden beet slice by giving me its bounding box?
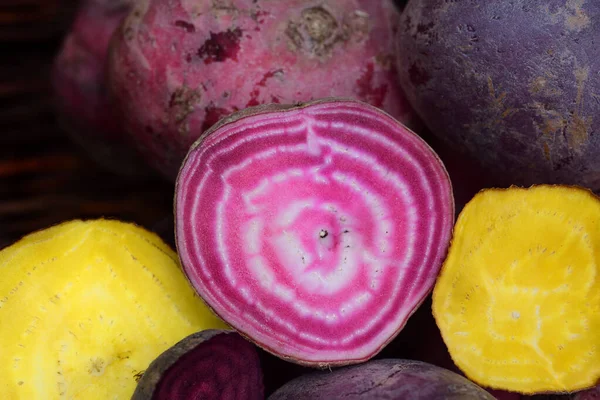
[0,219,226,399]
[432,185,600,394]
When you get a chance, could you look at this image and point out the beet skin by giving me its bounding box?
[175,98,454,367]
[52,0,149,177]
[268,359,495,399]
[396,0,600,190]
[527,385,600,400]
[108,0,416,180]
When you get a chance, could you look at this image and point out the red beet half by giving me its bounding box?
[131,329,264,400]
[108,0,417,180]
[175,98,454,366]
[268,359,495,399]
[52,0,149,177]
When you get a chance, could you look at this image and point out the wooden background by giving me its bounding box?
[0,0,174,249]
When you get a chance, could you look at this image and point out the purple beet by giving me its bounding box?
[268,359,495,399]
[175,98,454,366]
[574,387,600,400]
[526,385,600,400]
[131,329,264,399]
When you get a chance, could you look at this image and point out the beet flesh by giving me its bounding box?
[108,0,417,180]
[395,0,600,190]
[175,98,454,366]
[52,0,149,177]
[132,329,264,400]
[268,359,495,399]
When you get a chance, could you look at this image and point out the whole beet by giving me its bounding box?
[132,329,264,400]
[395,0,600,190]
[52,0,149,177]
[527,385,600,400]
[108,0,416,180]
[268,359,495,399]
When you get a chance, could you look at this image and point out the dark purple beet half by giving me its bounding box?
[268,358,496,399]
[131,329,264,400]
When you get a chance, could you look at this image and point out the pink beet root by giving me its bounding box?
[52,0,149,177]
[132,329,264,399]
[175,99,454,366]
[108,0,416,180]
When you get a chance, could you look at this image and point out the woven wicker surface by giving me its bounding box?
[0,7,174,249]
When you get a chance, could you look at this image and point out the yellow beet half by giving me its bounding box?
[0,219,227,399]
[432,185,600,394]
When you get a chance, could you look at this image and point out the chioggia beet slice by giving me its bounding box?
[268,359,495,399]
[175,98,455,366]
[433,185,600,395]
[132,329,264,400]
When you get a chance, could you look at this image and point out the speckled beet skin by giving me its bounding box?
[396,1,600,190]
[52,0,150,177]
[108,0,416,180]
[268,359,495,399]
[574,387,600,400]
[527,384,600,400]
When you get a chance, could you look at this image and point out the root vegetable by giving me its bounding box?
[551,386,600,400]
[526,384,600,400]
[108,0,416,180]
[576,387,600,400]
[52,0,149,177]
[0,219,226,399]
[395,0,600,190]
[175,98,454,366]
[388,295,522,400]
[433,185,600,394]
[132,329,263,399]
[268,359,495,399]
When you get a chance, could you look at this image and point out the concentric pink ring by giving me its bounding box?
[176,100,454,365]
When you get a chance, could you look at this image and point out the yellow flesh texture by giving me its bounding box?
[0,219,227,399]
[433,185,600,394]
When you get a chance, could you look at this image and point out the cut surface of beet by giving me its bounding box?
[132,329,264,400]
[175,98,454,366]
